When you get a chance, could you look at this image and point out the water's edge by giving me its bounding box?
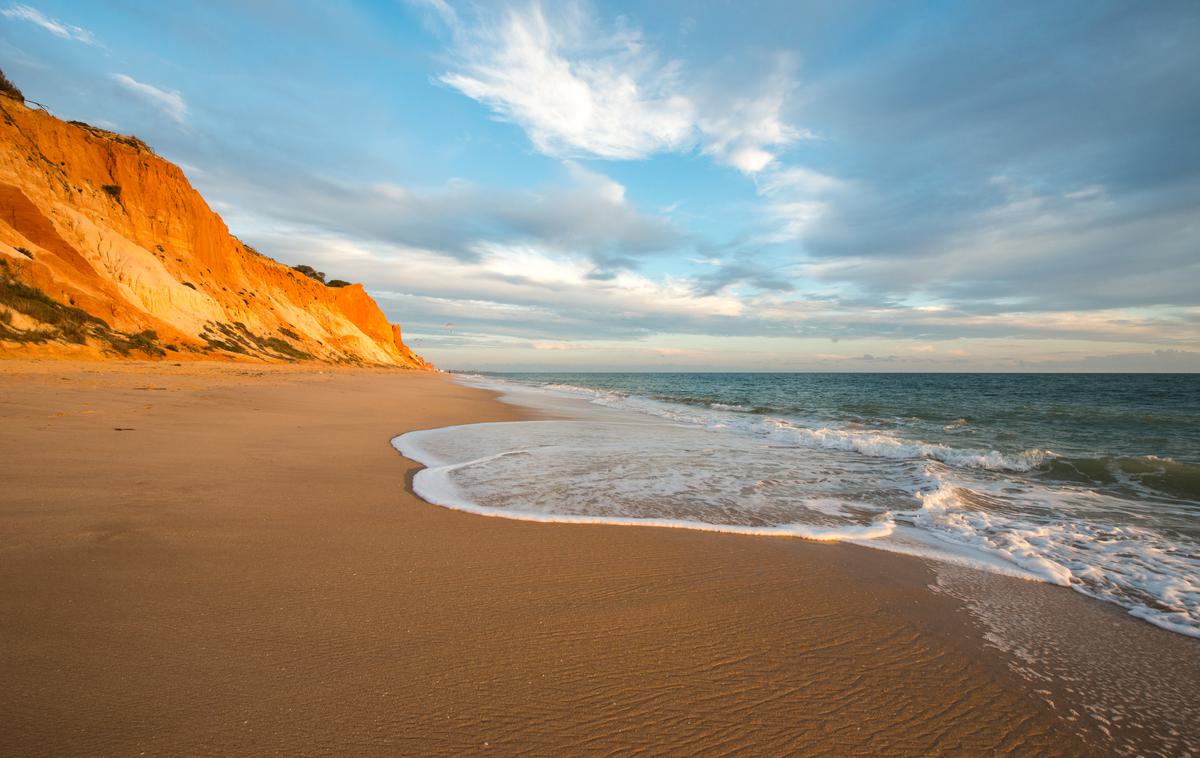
[392,374,1199,639]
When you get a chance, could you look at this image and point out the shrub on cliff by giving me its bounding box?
[122,329,162,355]
[0,260,104,329]
[326,279,351,288]
[292,264,326,283]
[66,121,154,153]
[0,259,165,355]
[0,69,23,101]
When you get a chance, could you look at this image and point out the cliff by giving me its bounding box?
[0,95,430,368]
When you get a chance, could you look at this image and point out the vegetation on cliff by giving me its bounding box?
[0,258,164,356]
[0,70,22,102]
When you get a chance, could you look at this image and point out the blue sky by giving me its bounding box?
[3,0,1198,370]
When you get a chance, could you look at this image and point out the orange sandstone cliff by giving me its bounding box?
[0,95,429,368]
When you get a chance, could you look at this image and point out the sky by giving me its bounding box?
[2,0,1198,371]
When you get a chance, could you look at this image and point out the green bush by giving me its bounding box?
[263,336,312,360]
[0,68,23,101]
[0,260,165,355]
[292,264,326,283]
[58,321,89,344]
[66,121,154,153]
[0,260,106,328]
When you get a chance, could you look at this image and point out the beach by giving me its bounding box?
[1,361,1194,756]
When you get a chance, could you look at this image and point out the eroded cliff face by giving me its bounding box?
[0,97,429,368]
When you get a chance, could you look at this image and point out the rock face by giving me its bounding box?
[0,96,429,368]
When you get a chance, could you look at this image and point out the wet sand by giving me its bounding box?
[0,359,1166,755]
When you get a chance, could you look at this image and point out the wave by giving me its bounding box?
[530,379,1054,472]
[895,476,1200,637]
[1043,454,1200,502]
[761,419,1052,472]
[485,376,1200,502]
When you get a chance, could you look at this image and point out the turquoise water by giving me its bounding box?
[397,372,1200,636]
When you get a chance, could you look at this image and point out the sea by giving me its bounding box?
[394,372,1200,639]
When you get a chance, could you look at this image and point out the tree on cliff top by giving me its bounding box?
[292,264,326,284]
[0,69,24,102]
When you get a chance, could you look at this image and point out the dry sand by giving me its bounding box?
[0,360,1136,755]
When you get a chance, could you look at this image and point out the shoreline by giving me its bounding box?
[1,360,1191,755]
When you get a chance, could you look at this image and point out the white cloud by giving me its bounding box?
[532,340,584,350]
[245,225,745,334]
[2,3,98,45]
[652,347,700,357]
[110,73,188,123]
[440,3,694,160]
[227,206,1200,370]
[760,200,828,243]
[211,158,679,274]
[696,62,813,173]
[563,160,624,203]
[758,166,845,196]
[410,0,459,29]
[436,1,807,173]
[801,177,1200,311]
[753,164,847,242]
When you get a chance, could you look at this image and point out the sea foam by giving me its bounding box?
[393,376,1200,638]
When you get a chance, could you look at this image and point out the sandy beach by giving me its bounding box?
[1,360,1193,756]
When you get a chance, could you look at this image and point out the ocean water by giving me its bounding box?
[394,373,1200,638]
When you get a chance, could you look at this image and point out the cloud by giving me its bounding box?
[652,347,700,357]
[235,227,750,342]
[436,1,807,173]
[740,164,849,244]
[692,257,795,296]
[409,0,459,30]
[110,73,187,123]
[26,0,1186,370]
[802,178,1200,311]
[758,166,845,196]
[788,2,1200,314]
[229,207,1200,358]
[210,158,681,277]
[696,58,814,173]
[439,3,694,160]
[531,340,583,350]
[1058,349,1200,372]
[1,3,98,45]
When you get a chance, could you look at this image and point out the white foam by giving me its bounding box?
[395,430,895,541]
[392,376,1200,638]
[892,474,1200,635]
[851,525,1056,583]
[762,419,1051,471]
[907,483,1074,585]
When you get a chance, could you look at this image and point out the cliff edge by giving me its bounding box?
[0,94,429,368]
